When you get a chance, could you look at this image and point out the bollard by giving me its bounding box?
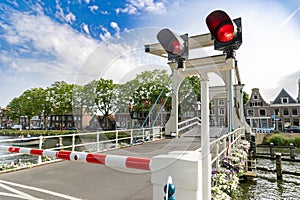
[56,137,63,147]
[290,143,295,160]
[248,151,253,171]
[164,176,176,200]
[275,153,282,180]
[270,143,275,158]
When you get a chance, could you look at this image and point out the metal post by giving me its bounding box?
[72,134,75,152]
[38,136,43,164]
[142,129,145,141]
[216,140,220,170]
[130,130,133,145]
[276,153,282,180]
[96,133,100,152]
[290,143,295,159]
[200,73,211,200]
[270,143,275,158]
[228,68,233,132]
[116,130,119,147]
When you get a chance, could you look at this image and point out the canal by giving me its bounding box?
[239,147,300,199]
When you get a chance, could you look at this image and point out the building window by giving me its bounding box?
[283,108,289,116]
[281,97,289,104]
[274,109,280,116]
[259,109,266,116]
[292,108,298,116]
[210,108,215,115]
[211,100,215,106]
[218,99,225,106]
[254,95,258,100]
[293,119,299,126]
[219,118,225,127]
[219,108,225,115]
[248,109,254,117]
[261,119,268,128]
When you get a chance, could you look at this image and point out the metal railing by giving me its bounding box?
[178,117,201,134]
[0,127,164,167]
[195,127,245,170]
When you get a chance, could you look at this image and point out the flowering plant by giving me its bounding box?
[211,139,250,199]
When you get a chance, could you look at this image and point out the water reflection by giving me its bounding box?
[240,150,300,200]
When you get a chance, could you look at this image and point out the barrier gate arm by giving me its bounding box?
[0,146,151,171]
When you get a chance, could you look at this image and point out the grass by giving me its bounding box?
[265,133,300,147]
[0,129,78,137]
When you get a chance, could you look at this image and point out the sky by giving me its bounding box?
[0,0,300,107]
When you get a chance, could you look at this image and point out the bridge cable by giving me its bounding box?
[131,74,172,145]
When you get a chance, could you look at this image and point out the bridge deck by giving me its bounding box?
[0,136,202,200]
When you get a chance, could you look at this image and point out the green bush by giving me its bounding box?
[265,134,300,147]
[292,136,300,147]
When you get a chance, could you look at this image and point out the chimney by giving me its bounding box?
[298,79,300,103]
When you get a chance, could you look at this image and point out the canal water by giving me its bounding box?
[239,147,300,200]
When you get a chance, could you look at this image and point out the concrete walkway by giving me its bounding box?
[0,135,201,200]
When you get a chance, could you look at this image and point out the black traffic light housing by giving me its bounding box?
[156,28,189,68]
[206,10,242,54]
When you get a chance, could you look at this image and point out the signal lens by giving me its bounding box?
[171,40,181,54]
[217,24,234,42]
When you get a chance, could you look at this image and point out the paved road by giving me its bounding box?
[0,130,203,200]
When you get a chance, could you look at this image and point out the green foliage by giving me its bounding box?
[179,75,201,114]
[5,69,193,130]
[243,91,249,105]
[265,134,300,147]
[128,69,171,112]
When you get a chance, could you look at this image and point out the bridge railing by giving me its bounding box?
[210,127,245,170]
[178,117,201,135]
[195,127,245,170]
[0,126,164,167]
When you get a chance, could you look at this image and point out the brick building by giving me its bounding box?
[245,79,300,132]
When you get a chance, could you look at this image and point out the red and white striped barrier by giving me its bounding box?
[0,146,151,171]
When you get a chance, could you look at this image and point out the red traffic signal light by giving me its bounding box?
[206,10,242,51]
[156,28,188,61]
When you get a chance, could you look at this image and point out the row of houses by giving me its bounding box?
[210,79,300,132]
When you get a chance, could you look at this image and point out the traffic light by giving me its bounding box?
[206,10,242,52]
[156,28,188,68]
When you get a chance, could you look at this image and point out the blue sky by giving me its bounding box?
[0,0,300,107]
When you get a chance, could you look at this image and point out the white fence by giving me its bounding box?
[0,127,164,167]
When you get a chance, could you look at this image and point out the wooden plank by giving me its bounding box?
[243,171,257,177]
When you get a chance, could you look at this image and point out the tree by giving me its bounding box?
[178,75,201,118]
[94,78,118,130]
[243,91,249,105]
[125,69,171,123]
[46,81,74,129]
[72,84,85,130]
[7,88,46,128]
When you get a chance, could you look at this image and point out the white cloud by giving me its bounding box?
[75,28,169,86]
[82,23,90,35]
[99,26,112,41]
[116,0,166,15]
[54,0,76,24]
[0,8,99,107]
[110,22,120,38]
[65,12,76,23]
[88,5,99,13]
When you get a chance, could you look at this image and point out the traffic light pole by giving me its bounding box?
[146,30,237,199]
[200,73,211,200]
